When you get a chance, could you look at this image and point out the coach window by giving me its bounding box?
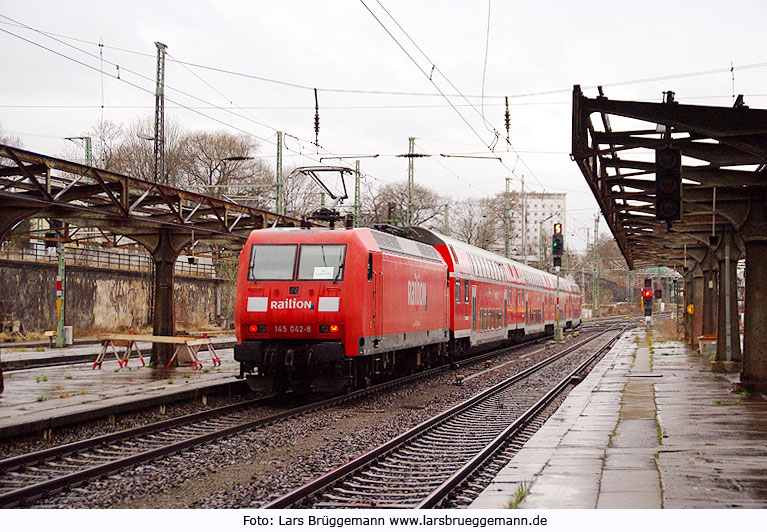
[455,279,461,304]
[248,244,297,280]
[297,244,346,281]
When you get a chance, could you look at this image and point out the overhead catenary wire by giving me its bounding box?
[0,19,399,190]
[0,24,274,147]
[358,0,546,193]
[367,0,500,146]
[0,24,598,247]
[0,18,584,219]
[480,0,493,133]
[361,0,626,250]
[1,18,766,101]
[165,49,274,133]
[0,36,400,201]
[8,12,747,241]
[358,0,496,151]
[414,141,483,195]
[0,14,566,230]
[0,14,332,165]
[357,1,606,240]
[2,92,760,112]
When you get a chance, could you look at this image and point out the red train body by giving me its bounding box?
[234,225,581,393]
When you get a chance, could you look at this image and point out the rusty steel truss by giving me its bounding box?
[571,86,767,270]
[0,144,316,359]
[0,143,306,248]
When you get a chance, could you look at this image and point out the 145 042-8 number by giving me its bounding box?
[274,325,311,333]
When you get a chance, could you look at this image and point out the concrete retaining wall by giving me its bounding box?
[0,259,235,333]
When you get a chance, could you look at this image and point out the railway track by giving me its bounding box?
[0,323,621,508]
[263,326,624,509]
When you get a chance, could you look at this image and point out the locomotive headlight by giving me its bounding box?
[320,324,340,333]
[329,324,339,333]
[248,324,267,333]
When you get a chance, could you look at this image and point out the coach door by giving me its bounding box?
[525,291,529,326]
[471,285,477,332]
[503,289,508,328]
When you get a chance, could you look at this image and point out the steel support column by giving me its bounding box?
[692,266,704,349]
[134,229,188,366]
[742,238,767,392]
[683,269,694,344]
[701,250,718,337]
[714,229,742,368]
[740,189,767,392]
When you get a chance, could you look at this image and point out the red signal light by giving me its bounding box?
[642,289,653,300]
[329,324,339,333]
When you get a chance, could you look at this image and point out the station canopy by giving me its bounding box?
[571,86,767,270]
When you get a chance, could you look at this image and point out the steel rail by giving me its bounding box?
[262,327,622,509]
[0,396,275,473]
[416,328,623,508]
[0,329,566,507]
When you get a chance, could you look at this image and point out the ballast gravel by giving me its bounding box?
[22,333,605,509]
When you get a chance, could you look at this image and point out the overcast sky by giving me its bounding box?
[2,0,766,249]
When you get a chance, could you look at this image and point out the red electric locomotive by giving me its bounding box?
[234,224,581,394]
[234,226,450,393]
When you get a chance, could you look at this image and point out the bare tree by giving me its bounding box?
[111,116,186,186]
[0,123,23,147]
[177,131,270,198]
[451,197,503,251]
[87,119,124,171]
[361,181,443,227]
[0,122,24,169]
[278,165,324,217]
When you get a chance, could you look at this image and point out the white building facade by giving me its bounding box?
[509,192,566,267]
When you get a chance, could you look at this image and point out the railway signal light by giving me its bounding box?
[642,288,653,300]
[641,288,653,317]
[552,224,563,267]
[655,147,682,223]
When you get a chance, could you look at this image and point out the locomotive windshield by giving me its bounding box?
[297,244,346,281]
[248,244,297,280]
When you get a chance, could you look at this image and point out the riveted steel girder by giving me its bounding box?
[0,144,312,247]
[572,85,767,270]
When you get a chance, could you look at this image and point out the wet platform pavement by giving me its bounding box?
[0,337,243,438]
[471,324,767,509]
